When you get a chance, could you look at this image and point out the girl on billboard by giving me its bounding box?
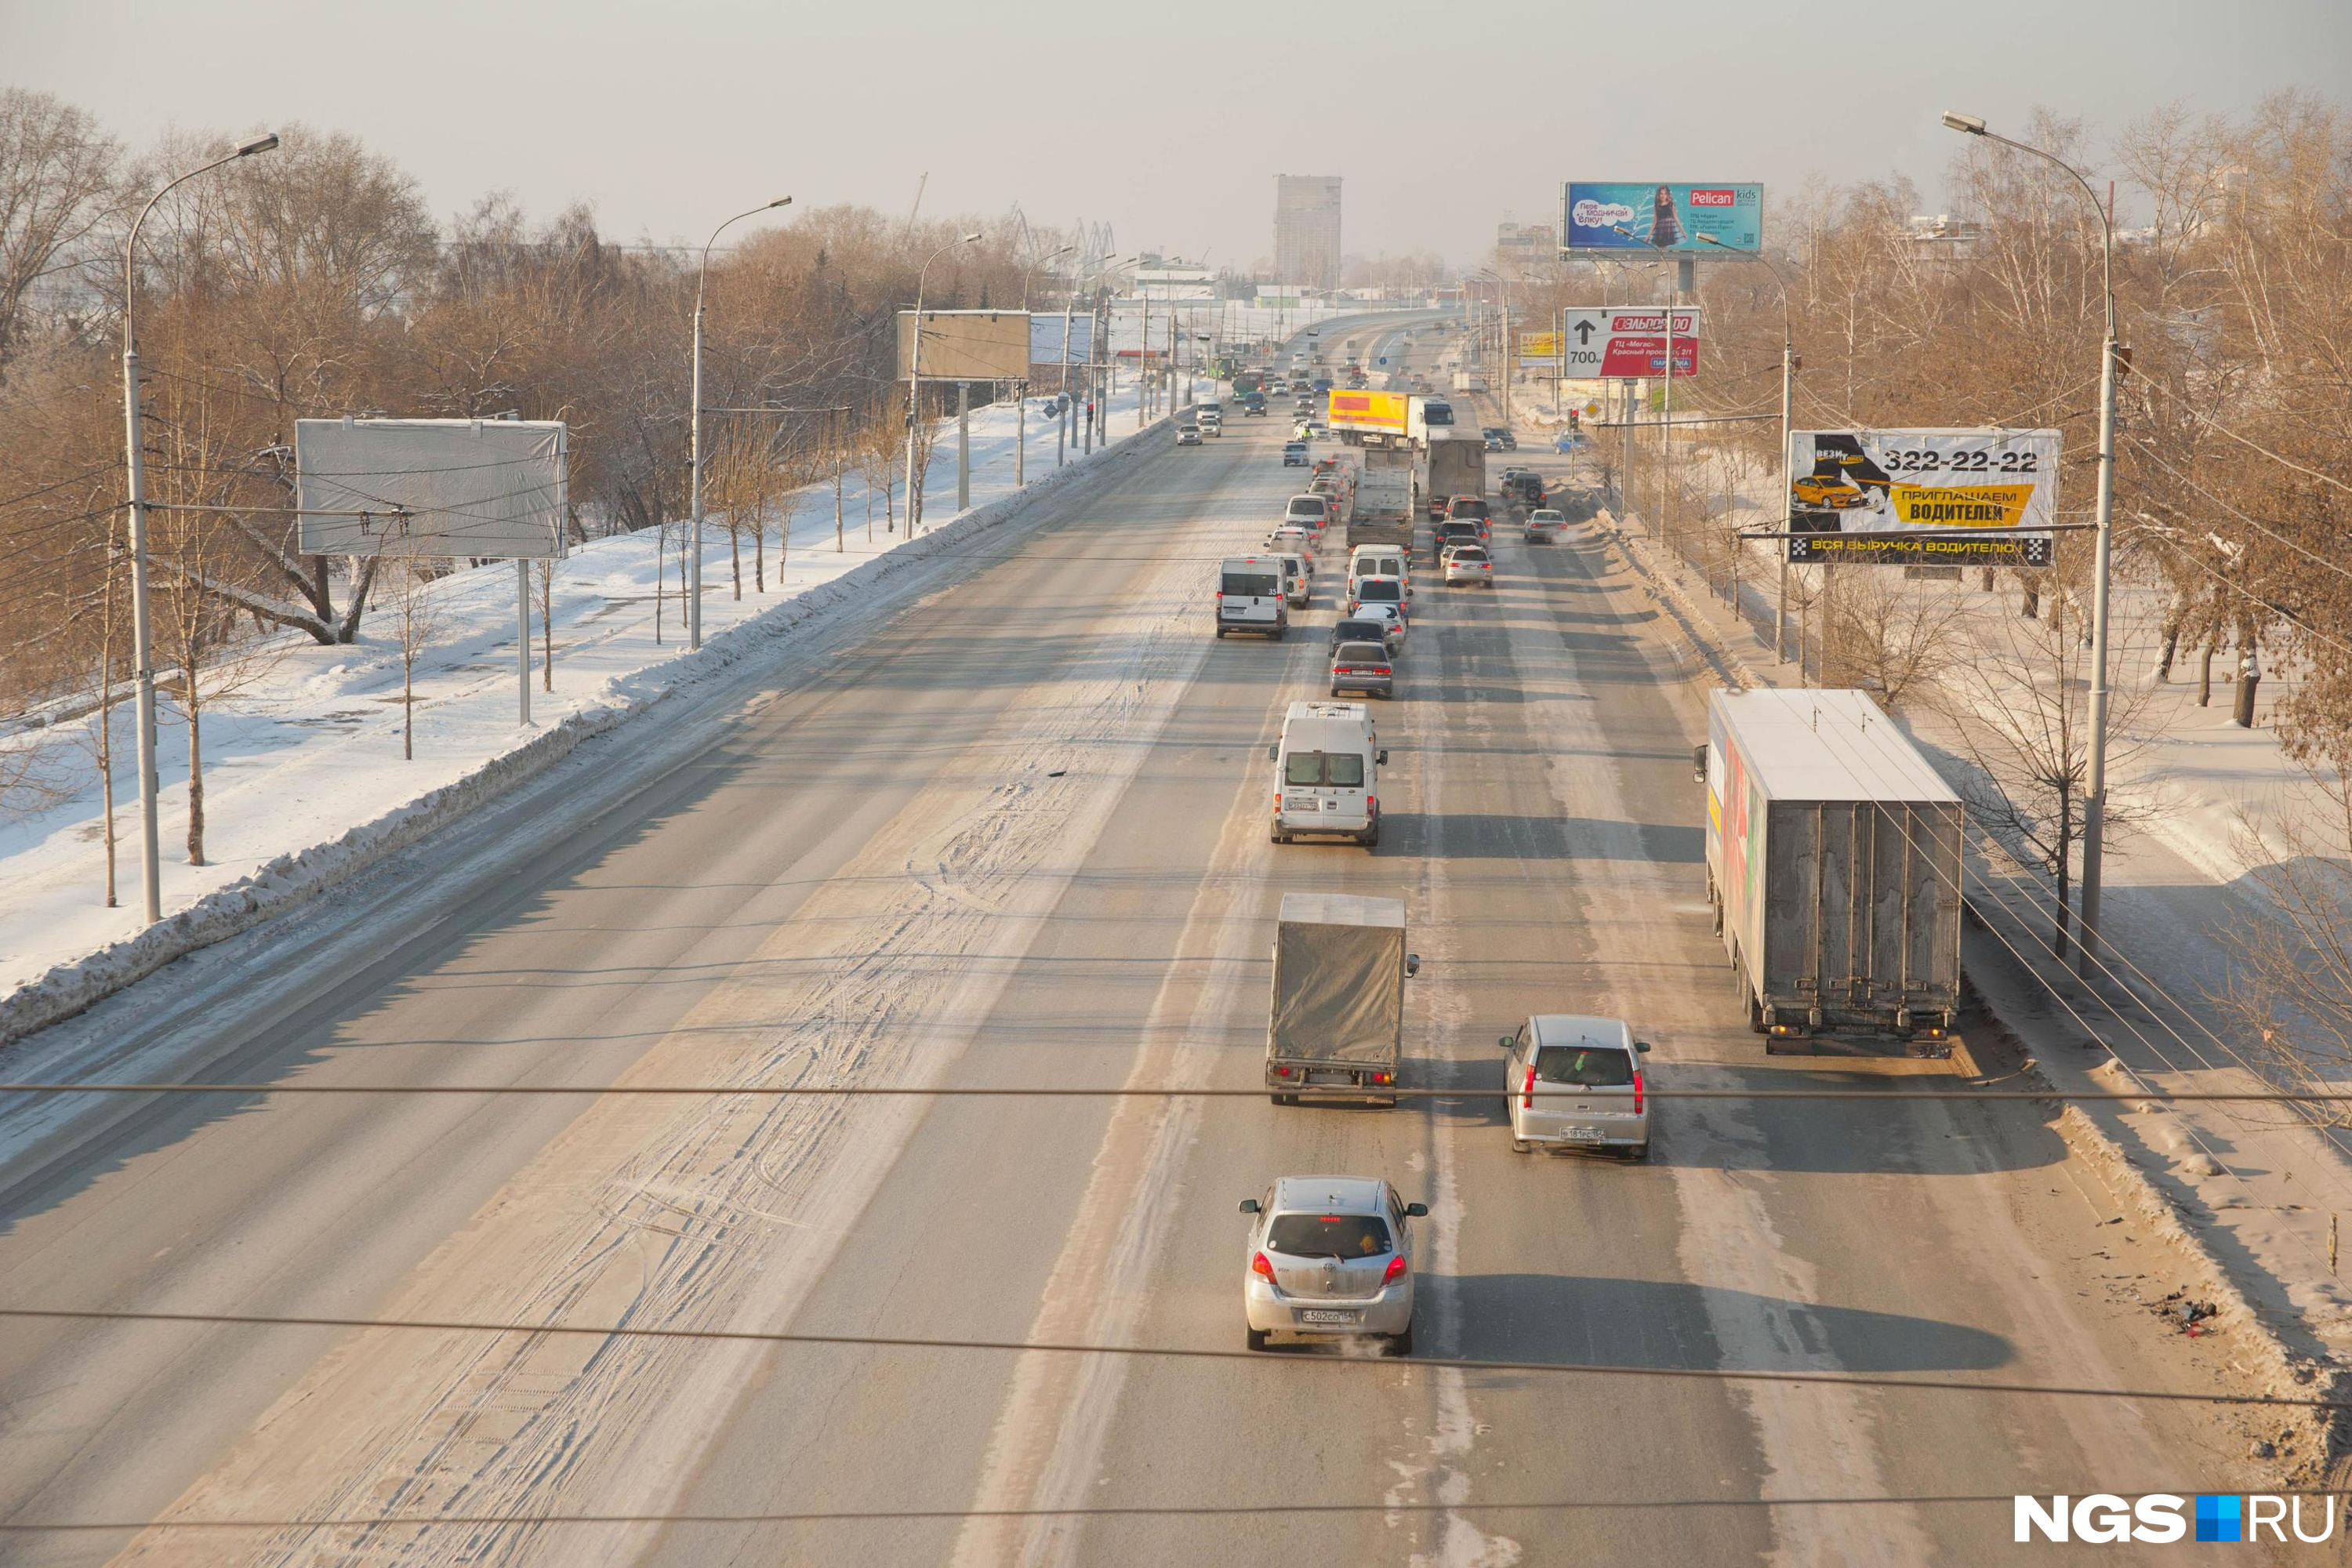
[1649,186,1682,249]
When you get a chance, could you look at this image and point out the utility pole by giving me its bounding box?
[1695,232,1796,664]
[1944,110,2122,977]
[120,130,280,924]
[905,231,981,535]
[691,197,793,648]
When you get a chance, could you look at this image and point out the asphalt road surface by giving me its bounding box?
[0,332,2280,1566]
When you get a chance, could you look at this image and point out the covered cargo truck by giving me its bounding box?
[1266,892,1417,1105]
[1420,440,1486,523]
[1348,448,1416,550]
[1700,688,1962,1050]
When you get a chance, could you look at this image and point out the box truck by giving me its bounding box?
[1700,688,1962,1050]
[1265,891,1417,1105]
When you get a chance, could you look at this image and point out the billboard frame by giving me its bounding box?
[1774,426,2062,568]
[895,309,1033,383]
[1561,183,1763,254]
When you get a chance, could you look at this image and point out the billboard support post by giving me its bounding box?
[1016,383,1026,488]
[516,560,532,725]
[956,383,971,511]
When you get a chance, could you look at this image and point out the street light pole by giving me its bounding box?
[1944,110,2120,976]
[690,196,791,651]
[904,231,983,535]
[121,130,280,925]
[1696,233,1796,666]
[1018,244,1075,489]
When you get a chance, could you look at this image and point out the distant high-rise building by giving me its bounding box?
[1273,175,1343,292]
[1496,222,1558,263]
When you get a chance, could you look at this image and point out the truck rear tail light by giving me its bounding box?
[1372,1071,1393,1085]
[1276,1065,1292,1076]
[1382,1254,1408,1286]
[1252,1251,1276,1282]
[1522,1065,1536,1110]
[1632,1069,1645,1116]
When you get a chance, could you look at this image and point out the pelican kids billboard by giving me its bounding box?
[1562,183,1762,252]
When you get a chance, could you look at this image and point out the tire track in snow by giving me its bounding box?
[107,515,1230,1567]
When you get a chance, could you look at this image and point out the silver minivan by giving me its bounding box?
[1499,1014,1652,1159]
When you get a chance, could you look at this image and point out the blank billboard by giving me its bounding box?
[896,310,1032,381]
[295,417,566,560]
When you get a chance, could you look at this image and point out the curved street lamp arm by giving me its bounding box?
[125,147,251,348]
[1965,128,2115,340]
[699,199,791,315]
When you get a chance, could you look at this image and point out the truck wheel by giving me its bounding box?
[1247,1327,1269,1352]
[1511,1138,1531,1154]
[1362,825,1380,848]
[1747,987,1766,1033]
[1625,1142,1651,1163]
[1385,1324,1414,1358]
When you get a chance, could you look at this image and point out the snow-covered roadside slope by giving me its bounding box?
[0,389,1163,1047]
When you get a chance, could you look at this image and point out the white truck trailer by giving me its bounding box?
[1700,688,1964,1051]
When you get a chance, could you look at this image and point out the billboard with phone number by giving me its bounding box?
[1563,183,1762,252]
[1785,427,2058,567]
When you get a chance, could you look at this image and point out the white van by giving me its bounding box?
[1217,556,1287,639]
[1348,544,1410,601]
[1268,701,1388,847]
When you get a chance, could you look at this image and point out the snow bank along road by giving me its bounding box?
[0,362,2289,1566]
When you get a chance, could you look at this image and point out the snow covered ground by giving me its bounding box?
[0,382,1153,1037]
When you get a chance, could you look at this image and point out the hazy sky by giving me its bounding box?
[9,0,2346,267]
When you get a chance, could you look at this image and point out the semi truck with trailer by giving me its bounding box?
[1265,891,1417,1105]
[1699,688,1963,1051]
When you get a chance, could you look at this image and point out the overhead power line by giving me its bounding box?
[13,1080,2352,1103]
[2,1306,2336,1412]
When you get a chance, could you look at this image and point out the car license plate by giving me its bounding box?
[1293,799,1318,811]
[1298,1308,1359,1326]
[1565,1126,1606,1142]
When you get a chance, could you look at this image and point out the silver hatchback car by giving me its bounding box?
[1240,1175,1427,1354]
[1499,1014,1653,1159]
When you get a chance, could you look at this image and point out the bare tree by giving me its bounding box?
[2216,769,2352,1118]
[1823,570,1975,711]
[1936,592,2160,960]
[379,535,443,762]
[0,88,119,377]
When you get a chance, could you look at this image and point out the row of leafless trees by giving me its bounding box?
[0,86,1091,873]
[1503,94,2352,1091]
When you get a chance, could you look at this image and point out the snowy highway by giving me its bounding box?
[0,332,2288,1565]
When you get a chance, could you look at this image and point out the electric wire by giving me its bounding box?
[2133,377,2352,499]
[0,1306,2332,1412]
[1792,702,2352,1263]
[0,1493,2216,1535]
[2129,441,2352,586]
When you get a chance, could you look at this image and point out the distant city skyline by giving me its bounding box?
[8,0,2346,266]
